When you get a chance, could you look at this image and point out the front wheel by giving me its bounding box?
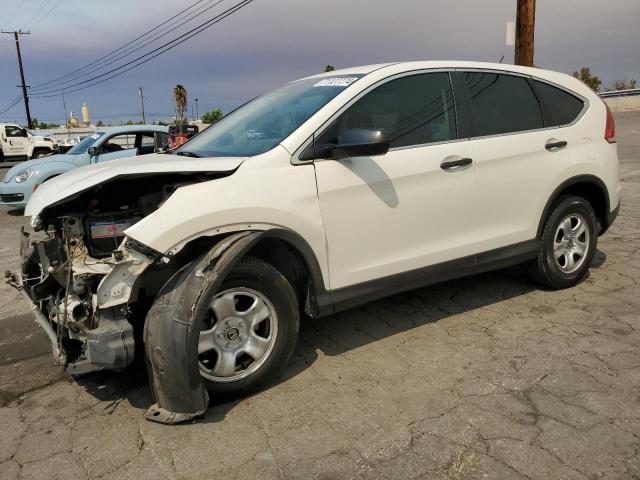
[527,195,597,289]
[32,150,49,159]
[198,256,299,397]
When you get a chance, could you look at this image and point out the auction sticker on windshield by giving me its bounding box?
[313,77,359,87]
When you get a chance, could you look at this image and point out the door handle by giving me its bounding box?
[440,157,473,171]
[545,140,567,151]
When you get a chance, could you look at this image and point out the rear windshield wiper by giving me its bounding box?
[175,151,202,158]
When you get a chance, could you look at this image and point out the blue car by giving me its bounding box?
[0,125,169,209]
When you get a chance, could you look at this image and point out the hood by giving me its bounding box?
[25,153,247,217]
[3,155,77,182]
[30,134,56,144]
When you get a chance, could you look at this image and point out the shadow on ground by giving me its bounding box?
[59,250,607,421]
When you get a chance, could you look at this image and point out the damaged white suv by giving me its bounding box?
[10,61,620,423]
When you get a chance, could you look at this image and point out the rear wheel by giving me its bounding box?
[528,195,597,289]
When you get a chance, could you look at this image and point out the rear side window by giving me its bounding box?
[316,72,456,151]
[532,80,584,126]
[463,72,543,136]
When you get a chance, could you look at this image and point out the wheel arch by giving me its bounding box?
[131,228,332,320]
[141,228,330,423]
[243,229,332,318]
[537,175,610,238]
[30,147,52,158]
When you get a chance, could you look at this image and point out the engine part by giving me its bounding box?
[86,307,135,368]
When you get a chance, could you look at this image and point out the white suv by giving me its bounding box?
[14,61,620,423]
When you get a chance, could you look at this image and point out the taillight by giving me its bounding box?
[604,102,616,144]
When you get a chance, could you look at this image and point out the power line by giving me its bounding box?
[30,0,211,90]
[30,0,255,98]
[28,0,64,31]
[19,0,54,30]
[0,96,23,116]
[1,30,33,128]
[1,1,28,31]
[0,43,14,73]
[31,0,226,93]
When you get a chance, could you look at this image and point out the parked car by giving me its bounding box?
[12,61,620,423]
[57,135,87,153]
[0,123,58,161]
[0,125,168,208]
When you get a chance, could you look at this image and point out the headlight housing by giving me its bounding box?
[14,168,34,183]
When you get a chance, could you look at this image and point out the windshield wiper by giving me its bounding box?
[175,151,201,158]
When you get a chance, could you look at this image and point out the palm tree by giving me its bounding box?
[173,84,188,124]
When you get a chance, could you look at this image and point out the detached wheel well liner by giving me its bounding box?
[142,228,330,423]
[538,175,610,238]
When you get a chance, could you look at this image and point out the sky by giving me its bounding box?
[0,0,638,126]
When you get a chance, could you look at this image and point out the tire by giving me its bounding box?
[149,255,299,400]
[527,195,597,289]
[32,150,49,159]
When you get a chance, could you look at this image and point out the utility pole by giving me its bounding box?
[138,87,146,124]
[195,98,199,121]
[2,30,32,129]
[514,0,536,67]
[61,92,70,135]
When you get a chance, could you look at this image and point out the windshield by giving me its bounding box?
[68,132,104,154]
[178,75,363,157]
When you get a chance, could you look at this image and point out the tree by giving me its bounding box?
[324,65,335,72]
[96,120,104,127]
[30,118,60,129]
[125,120,143,125]
[173,84,188,124]
[201,108,224,124]
[572,66,602,92]
[610,78,637,91]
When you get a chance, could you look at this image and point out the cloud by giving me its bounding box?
[1,0,638,123]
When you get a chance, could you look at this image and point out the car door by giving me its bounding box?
[458,71,574,255]
[3,125,28,155]
[313,71,477,290]
[91,132,138,163]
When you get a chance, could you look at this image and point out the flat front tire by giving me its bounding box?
[528,195,597,289]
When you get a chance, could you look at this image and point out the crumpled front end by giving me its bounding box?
[9,216,153,374]
[10,171,216,374]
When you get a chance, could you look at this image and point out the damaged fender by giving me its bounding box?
[143,231,263,424]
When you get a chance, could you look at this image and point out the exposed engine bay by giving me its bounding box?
[9,172,222,374]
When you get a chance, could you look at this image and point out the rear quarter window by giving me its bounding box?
[463,72,544,137]
[532,80,585,126]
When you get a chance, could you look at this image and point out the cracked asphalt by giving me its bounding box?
[1,112,639,480]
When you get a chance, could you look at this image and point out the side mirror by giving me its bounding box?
[331,128,390,159]
[88,146,99,156]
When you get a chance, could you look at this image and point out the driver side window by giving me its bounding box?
[5,126,26,138]
[100,133,135,153]
[315,72,457,155]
